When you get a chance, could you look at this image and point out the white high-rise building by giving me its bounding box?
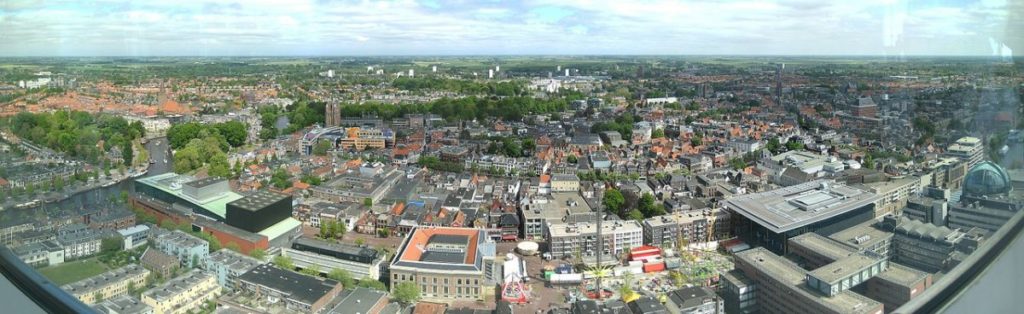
[432,65,437,72]
[488,69,494,79]
[495,65,500,72]
[327,70,335,78]
[565,69,570,77]
[408,69,414,77]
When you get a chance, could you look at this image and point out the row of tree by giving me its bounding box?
[166,121,247,150]
[602,189,667,221]
[6,111,145,165]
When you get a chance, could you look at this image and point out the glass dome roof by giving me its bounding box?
[963,161,1012,197]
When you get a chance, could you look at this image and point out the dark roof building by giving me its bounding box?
[724,180,880,254]
[628,296,670,314]
[237,264,343,314]
[226,190,293,233]
[326,287,389,314]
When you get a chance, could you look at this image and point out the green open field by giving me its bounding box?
[37,258,110,286]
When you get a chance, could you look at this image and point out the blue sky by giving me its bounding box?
[0,0,1016,56]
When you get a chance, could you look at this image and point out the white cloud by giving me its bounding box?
[0,0,1014,56]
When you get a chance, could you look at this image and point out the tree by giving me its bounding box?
[101,237,122,254]
[358,278,388,291]
[392,282,421,304]
[328,269,356,288]
[270,168,291,189]
[214,121,248,147]
[363,198,373,207]
[127,282,138,297]
[766,137,782,154]
[273,255,294,270]
[320,221,332,239]
[785,139,803,151]
[626,209,644,221]
[690,134,703,147]
[863,154,875,169]
[301,265,321,276]
[121,140,134,165]
[207,152,231,178]
[522,138,536,152]
[729,157,747,170]
[94,291,104,303]
[567,154,578,164]
[225,242,242,253]
[249,249,267,260]
[603,189,625,215]
[651,128,665,139]
[313,140,333,156]
[355,237,365,246]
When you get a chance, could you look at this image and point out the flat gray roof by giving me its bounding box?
[228,190,289,212]
[828,220,893,251]
[875,262,930,288]
[789,233,857,262]
[735,248,882,313]
[808,253,880,284]
[725,180,881,233]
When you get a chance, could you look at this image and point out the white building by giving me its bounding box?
[945,137,984,169]
[546,220,643,266]
[117,225,150,250]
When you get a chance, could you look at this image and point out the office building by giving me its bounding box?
[733,247,883,314]
[309,165,403,204]
[285,237,384,280]
[725,180,880,254]
[642,208,731,249]
[390,227,497,302]
[153,230,209,268]
[861,176,921,217]
[521,192,595,240]
[719,270,757,314]
[945,137,984,169]
[547,220,643,266]
[141,270,220,314]
[118,225,151,250]
[62,264,151,305]
[905,194,949,226]
[862,263,932,313]
[238,264,343,314]
[202,249,261,291]
[947,161,1020,233]
[879,215,983,273]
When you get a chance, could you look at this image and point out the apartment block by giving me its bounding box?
[141,270,221,314]
[153,230,209,268]
[547,220,643,266]
[63,264,151,305]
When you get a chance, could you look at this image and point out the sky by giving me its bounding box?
[0,0,1018,56]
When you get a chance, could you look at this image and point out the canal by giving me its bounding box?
[1,137,172,222]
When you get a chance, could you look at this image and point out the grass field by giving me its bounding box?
[38,258,109,286]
